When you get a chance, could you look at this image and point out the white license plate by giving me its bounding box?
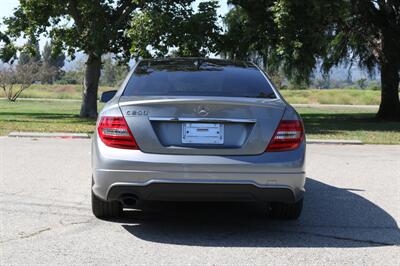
[182,123,224,144]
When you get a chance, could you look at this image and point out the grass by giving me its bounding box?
[1,99,399,144]
[1,85,388,105]
[280,89,382,105]
[0,100,102,136]
[298,107,400,144]
[12,84,113,100]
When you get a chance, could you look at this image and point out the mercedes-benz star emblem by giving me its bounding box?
[196,105,210,116]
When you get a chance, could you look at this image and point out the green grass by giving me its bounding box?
[10,84,113,100]
[280,89,383,105]
[0,100,102,136]
[298,107,400,144]
[1,99,399,144]
[1,85,388,105]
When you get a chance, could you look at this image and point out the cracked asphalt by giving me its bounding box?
[0,138,399,265]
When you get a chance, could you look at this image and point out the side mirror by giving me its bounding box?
[100,90,117,103]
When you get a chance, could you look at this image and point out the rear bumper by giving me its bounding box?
[92,135,306,203]
[107,183,300,203]
[94,173,305,203]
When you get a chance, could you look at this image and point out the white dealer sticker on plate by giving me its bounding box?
[182,123,224,144]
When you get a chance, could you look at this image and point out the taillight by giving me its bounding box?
[97,116,139,149]
[266,120,304,152]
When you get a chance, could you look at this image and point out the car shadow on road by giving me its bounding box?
[116,178,400,247]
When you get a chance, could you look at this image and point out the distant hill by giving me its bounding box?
[314,64,379,82]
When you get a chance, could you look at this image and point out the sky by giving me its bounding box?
[0,0,17,19]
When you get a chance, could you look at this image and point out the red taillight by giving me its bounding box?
[97,116,139,149]
[266,120,304,152]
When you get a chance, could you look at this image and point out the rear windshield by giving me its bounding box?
[122,59,276,99]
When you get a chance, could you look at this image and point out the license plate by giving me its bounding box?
[182,123,224,144]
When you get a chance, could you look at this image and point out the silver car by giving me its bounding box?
[92,58,306,219]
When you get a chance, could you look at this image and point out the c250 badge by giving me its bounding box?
[125,110,148,116]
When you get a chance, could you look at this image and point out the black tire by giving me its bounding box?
[91,190,122,219]
[269,198,303,220]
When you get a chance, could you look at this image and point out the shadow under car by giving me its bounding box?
[111,178,399,248]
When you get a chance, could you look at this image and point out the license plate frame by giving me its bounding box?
[182,123,224,144]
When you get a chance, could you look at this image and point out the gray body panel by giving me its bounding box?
[92,135,305,202]
[119,96,286,155]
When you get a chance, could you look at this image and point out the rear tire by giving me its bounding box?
[269,198,303,220]
[91,190,122,219]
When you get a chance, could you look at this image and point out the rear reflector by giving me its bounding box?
[97,116,139,149]
[266,120,304,152]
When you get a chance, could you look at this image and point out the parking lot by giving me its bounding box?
[0,137,399,265]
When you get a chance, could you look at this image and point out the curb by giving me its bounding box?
[1,98,379,108]
[7,132,363,144]
[292,104,379,109]
[0,97,81,102]
[8,132,91,139]
[306,139,363,145]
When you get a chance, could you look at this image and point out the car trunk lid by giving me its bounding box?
[119,96,286,155]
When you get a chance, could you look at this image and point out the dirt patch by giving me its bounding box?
[54,85,77,93]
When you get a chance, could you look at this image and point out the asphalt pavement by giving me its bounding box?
[0,138,399,265]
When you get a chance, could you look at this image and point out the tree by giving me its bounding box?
[0,31,17,64]
[42,41,66,83]
[315,73,332,89]
[57,60,86,85]
[18,51,31,65]
[100,56,130,87]
[228,0,400,120]
[0,63,40,101]
[129,0,221,58]
[2,0,148,118]
[220,7,253,60]
[357,79,368,90]
[18,40,41,65]
[326,1,399,119]
[223,1,283,71]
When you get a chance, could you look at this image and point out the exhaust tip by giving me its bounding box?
[121,195,138,206]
